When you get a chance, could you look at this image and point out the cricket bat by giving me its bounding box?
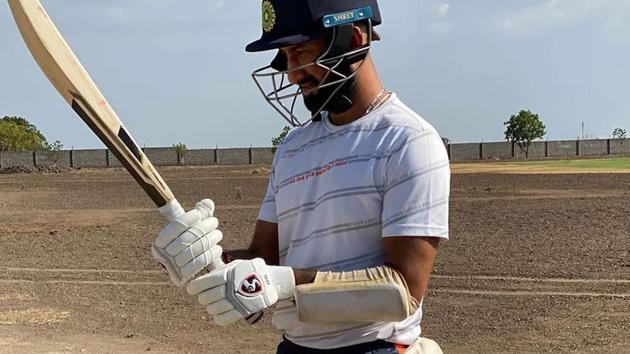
[7,0,227,266]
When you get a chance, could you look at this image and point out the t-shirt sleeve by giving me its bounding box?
[381,130,451,239]
[257,163,278,223]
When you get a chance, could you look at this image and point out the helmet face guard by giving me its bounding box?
[251,22,375,127]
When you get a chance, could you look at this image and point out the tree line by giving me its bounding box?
[0,116,62,152]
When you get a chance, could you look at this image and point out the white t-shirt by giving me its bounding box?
[258,93,451,349]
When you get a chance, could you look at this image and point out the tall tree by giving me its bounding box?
[504,110,546,158]
[612,128,627,139]
[0,116,49,151]
[172,142,188,165]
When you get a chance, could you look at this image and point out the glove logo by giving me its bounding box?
[239,274,263,296]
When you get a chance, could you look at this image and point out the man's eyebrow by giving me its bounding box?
[283,43,308,53]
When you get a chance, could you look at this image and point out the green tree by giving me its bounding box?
[504,110,546,158]
[271,126,291,153]
[43,140,64,165]
[172,143,188,165]
[0,116,49,151]
[612,128,627,139]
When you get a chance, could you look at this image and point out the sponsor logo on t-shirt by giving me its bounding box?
[288,160,348,185]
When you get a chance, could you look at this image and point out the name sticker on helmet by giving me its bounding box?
[323,6,373,28]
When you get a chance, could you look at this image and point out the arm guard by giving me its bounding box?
[294,265,419,323]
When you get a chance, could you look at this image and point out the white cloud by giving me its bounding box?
[434,3,450,19]
[426,2,453,36]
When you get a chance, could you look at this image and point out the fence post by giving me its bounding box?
[105,150,110,167]
[69,149,74,168]
[479,143,483,160]
[214,148,218,164]
[576,140,580,156]
[545,140,549,158]
[249,147,253,164]
[607,139,611,155]
[32,151,37,167]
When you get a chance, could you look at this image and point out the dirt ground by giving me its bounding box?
[0,165,628,353]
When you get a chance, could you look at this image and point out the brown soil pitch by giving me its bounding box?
[0,165,73,175]
[0,166,628,353]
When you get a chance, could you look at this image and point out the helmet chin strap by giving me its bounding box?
[313,23,368,119]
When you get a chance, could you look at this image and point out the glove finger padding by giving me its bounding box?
[179,245,223,282]
[214,308,245,326]
[187,263,232,296]
[155,205,215,249]
[173,229,223,267]
[152,244,222,287]
[165,218,220,257]
[207,299,233,314]
[197,286,228,306]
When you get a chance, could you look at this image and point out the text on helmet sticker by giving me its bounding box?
[322,6,373,28]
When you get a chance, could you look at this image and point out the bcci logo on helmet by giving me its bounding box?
[262,0,276,33]
[239,274,263,296]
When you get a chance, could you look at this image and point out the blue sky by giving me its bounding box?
[1,0,628,148]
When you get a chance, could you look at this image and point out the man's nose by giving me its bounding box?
[286,54,306,85]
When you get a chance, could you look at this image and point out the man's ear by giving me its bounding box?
[350,24,369,48]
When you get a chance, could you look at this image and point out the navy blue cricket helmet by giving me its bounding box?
[246,0,382,52]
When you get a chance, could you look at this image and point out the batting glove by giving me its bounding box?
[152,199,223,287]
[186,258,295,326]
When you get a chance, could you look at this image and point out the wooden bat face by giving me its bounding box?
[8,0,176,209]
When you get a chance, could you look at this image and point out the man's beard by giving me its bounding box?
[300,71,354,115]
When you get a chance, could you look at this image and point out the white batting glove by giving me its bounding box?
[186,258,295,326]
[152,199,223,287]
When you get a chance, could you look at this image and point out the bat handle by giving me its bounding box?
[159,199,186,221]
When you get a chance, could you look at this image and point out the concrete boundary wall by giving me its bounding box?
[548,140,578,158]
[186,149,216,166]
[252,148,274,164]
[482,142,513,160]
[450,143,480,161]
[2,139,629,168]
[514,141,547,159]
[610,139,630,155]
[0,151,34,167]
[72,149,108,168]
[579,139,609,156]
[35,150,72,167]
[217,148,251,165]
[144,148,178,166]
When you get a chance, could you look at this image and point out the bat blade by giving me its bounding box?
[8,0,181,216]
[9,1,264,322]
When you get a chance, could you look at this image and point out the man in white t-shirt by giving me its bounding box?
[151,1,450,353]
